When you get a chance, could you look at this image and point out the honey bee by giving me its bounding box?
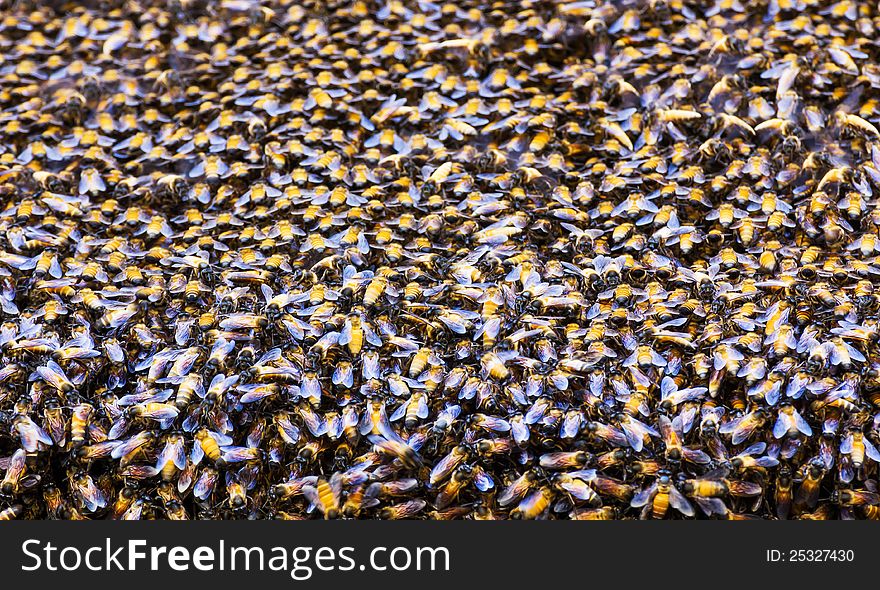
[795,458,826,510]
[1,449,27,495]
[368,434,423,470]
[510,487,554,520]
[631,471,694,519]
[303,473,343,519]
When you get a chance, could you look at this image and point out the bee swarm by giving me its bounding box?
[1,0,880,520]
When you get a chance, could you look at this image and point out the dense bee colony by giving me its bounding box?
[2,0,880,521]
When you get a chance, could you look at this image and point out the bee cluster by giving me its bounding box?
[1,0,880,521]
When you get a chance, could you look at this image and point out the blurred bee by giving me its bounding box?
[510,487,554,520]
[303,473,343,519]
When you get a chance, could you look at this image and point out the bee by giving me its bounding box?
[1,449,27,495]
[720,408,770,445]
[68,403,94,448]
[571,506,616,520]
[194,429,231,468]
[795,459,826,510]
[729,442,780,471]
[363,276,390,307]
[510,487,554,520]
[225,473,248,510]
[155,433,187,482]
[391,391,430,430]
[833,488,880,508]
[69,470,107,513]
[11,415,53,453]
[774,465,794,520]
[631,471,694,519]
[539,451,590,470]
[303,473,343,519]
[368,434,423,470]
[480,350,517,380]
[840,429,880,476]
[380,500,428,520]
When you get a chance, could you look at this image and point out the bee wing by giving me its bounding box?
[669,486,695,517]
[358,409,374,436]
[362,322,383,347]
[260,284,273,304]
[417,396,430,419]
[741,442,767,457]
[621,419,645,452]
[660,376,677,401]
[785,373,809,400]
[210,430,234,447]
[142,403,180,421]
[823,382,856,404]
[484,415,511,432]
[275,414,301,444]
[728,480,762,497]
[78,479,108,512]
[325,414,343,439]
[256,348,282,366]
[524,400,548,424]
[473,468,495,492]
[15,418,52,451]
[193,470,217,501]
[677,406,697,434]
[329,472,344,502]
[559,479,596,501]
[111,433,148,459]
[793,410,812,437]
[338,318,353,345]
[49,256,63,279]
[429,452,459,485]
[300,407,327,437]
[301,375,322,403]
[343,407,360,430]
[650,350,667,367]
[630,483,657,508]
[694,496,728,517]
[301,485,321,509]
[108,415,131,440]
[188,376,207,400]
[390,400,409,422]
[190,440,205,465]
[156,439,187,471]
[511,419,530,444]
[865,439,880,463]
[842,342,866,363]
[561,413,582,439]
[333,364,354,388]
[497,478,527,507]
[207,373,227,393]
[212,337,235,358]
[677,386,708,403]
[729,420,755,446]
[220,446,256,464]
[40,360,68,387]
[772,413,789,439]
[474,316,501,342]
[238,384,278,404]
[682,447,712,465]
[766,380,782,407]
